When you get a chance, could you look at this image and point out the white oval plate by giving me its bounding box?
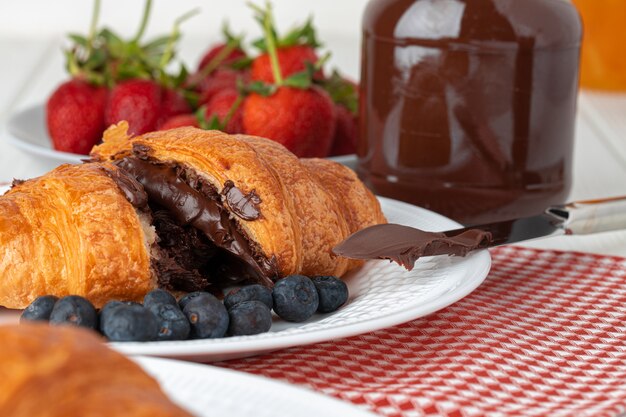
[0,192,491,362]
[5,104,357,166]
[118,197,491,361]
[136,356,377,417]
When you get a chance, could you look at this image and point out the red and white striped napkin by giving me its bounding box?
[221,247,626,417]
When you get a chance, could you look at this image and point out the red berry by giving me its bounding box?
[242,86,336,158]
[205,89,243,134]
[159,114,199,130]
[197,43,246,72]
[198,68,248,106]
[46,79,107,155]
[105,79,162,135]
[251,45,320,84]
[329,104,358,156]
[158,89,191,127]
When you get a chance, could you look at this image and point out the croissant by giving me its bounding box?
[0,162,156,309]
[0,324,194,417]
[92,123,386,274]
[0,125,385,309]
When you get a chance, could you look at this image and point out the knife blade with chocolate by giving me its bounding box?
[333,196,626,270]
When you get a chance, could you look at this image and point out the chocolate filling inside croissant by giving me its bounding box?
[111,157,276,292]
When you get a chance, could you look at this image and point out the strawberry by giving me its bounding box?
[159,114,199,130]
[319,71,359,156]
[105,79,162,135]
[198,44,246,73]
[197,24,247,73]
[251,45,319,84]
[158,88,191,127]
[47,79,108,155]
[249,7,323,84]
[329,104,358,156]
[242,4,335,157]
[197,68,248,105]
[204,89,244,134]
[243,86,335,157]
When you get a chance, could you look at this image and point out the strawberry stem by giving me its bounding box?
[262,4,283,86]
[197,42,237,79]
[133,0,153,43]
[221,94,244,129]
[86,0,101,54]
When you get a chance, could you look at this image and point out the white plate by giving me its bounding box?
[5,104,357,166]
[0,191,491,362]
[136,356,377,417]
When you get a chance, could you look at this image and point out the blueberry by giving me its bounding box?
[98,301,141,332]
[224,285,273,310]
[49,295,98,329]
[228,300,272,336]
[272,275,319,322]
[144,289,177,310]
[20,295,59,322]
[100,304,158,342]
[179,291,208,310]
[311,276,349,313]
[151,303,190,341]
[183,293,229,339]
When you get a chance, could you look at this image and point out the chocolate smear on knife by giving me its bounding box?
[333,224,492,271]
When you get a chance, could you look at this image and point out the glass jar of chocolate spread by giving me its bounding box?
[359,0,582,224]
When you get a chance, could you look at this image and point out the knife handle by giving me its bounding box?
[548,196,626,235]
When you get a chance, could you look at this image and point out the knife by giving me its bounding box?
[333,196,626,270]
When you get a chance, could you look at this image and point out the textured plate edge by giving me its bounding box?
[135,355,379,417]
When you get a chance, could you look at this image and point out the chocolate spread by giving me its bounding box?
[100,166,148,209]
[115,157,276,287]
[222,180,262,221]
[333,223,492,270]
[359,0,582,225]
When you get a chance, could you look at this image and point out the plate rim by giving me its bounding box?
[112,196,491,360]
[135,355,378,417]
[5,105,85,163]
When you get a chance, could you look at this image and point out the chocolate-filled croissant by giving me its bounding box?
[0,124,385,308]
[91,123,386,285]
[0,324,194,417]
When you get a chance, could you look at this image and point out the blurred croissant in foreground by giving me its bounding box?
[0,324,194,417]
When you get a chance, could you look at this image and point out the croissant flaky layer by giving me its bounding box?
[0,324,193,417]
[92,124,387,278]
[0,163,156,309]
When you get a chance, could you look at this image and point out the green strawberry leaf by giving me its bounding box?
[206,115,224,130]
[173,64,189,87]
[252,15,321,51]
[68,33,89,47]
[142,35,174,54]
[280,17,321,48]
[283,71,312,89]
[245,80,277,97]
[319,69,358,114]
[183,89,200,110]
[229,56,253,70]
